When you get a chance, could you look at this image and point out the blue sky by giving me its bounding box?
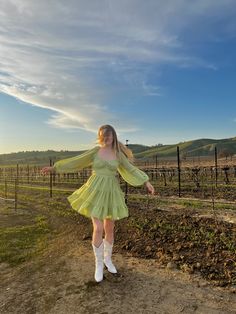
[1,0,236,154]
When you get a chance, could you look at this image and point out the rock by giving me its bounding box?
[166,262,178,270]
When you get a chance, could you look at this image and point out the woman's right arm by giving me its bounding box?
[41,146,99,174]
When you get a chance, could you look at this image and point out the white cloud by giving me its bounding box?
[0,0,235,133]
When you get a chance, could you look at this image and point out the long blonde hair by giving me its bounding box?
[96,124,134,162]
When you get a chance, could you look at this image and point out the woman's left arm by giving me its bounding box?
[145,181,155,195]
[117,153,155,194]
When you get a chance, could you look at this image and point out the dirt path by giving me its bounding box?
[1,234,236,314]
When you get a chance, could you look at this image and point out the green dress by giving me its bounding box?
[53,146,149,220]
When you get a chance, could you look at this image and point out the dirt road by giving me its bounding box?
[1,232,236,314]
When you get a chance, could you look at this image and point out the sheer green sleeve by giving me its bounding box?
[53,146,99,173]
[117,152,149,186]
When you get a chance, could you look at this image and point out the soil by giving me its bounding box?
[0,195,236,314]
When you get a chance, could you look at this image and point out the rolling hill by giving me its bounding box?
[0,136,235,165]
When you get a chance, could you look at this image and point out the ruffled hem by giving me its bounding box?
[67,174,129,220]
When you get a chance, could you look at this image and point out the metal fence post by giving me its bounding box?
[49,157,53,197]
[215,146,218,188]
[125,139,129,204]
[177,146,181,197]
[14,178,18,211]
[5,179,7,199]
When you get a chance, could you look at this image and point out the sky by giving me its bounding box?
[1,0,236,154]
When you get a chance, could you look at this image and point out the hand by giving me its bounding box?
[145,181,155,195]
[41,166,55,175]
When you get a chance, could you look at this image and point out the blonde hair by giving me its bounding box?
[96,124,134,162]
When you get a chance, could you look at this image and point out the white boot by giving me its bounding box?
[103,239,117,274]
[92,241,104,282]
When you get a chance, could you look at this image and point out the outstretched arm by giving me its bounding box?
[117,152,155,194]
[41,146,99,174]
[145,181,155,195]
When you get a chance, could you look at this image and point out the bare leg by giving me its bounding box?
[103,218,117,273]
[91,217,104,247]
[104,218,115,244]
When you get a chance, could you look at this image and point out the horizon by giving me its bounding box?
[1,1,236,154]
[1,135,236,155]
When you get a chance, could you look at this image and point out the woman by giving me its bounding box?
[41,124,155,283]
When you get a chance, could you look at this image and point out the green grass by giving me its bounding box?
[0,215,51,266]
[0,182,74,193]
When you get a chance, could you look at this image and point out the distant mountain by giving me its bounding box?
[0,137,235,165]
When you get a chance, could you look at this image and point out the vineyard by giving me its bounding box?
[1,153,236,208]
[1,153,236,313]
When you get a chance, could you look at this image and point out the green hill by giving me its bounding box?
[135,137,236,160]
[0,136,236,165]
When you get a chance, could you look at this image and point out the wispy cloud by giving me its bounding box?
[0,0,235,133]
